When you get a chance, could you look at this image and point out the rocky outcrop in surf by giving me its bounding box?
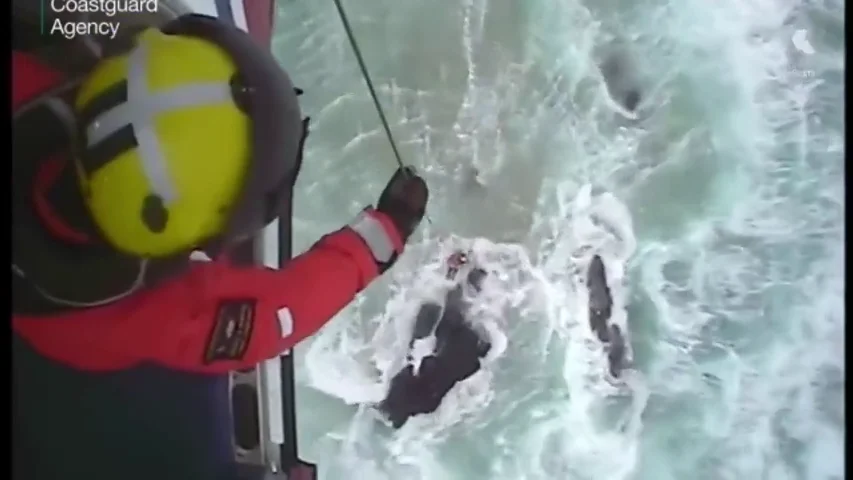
[587,254,628,378]
[598,47,644,116]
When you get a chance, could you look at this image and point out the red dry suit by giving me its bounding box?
[12,50,403,374]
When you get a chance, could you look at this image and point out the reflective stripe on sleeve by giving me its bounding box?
[348,210,395,264]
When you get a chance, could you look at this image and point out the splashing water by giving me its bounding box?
[271,0,844,478]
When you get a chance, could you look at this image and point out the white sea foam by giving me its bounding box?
[273,0,844,477]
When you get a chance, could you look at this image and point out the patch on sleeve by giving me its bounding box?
[204,300,256,363]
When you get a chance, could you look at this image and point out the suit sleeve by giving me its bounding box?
[12,209,404,374]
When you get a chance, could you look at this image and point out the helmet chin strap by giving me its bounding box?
[11,259,148,308]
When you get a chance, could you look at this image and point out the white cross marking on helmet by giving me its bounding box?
[85,41,234,204]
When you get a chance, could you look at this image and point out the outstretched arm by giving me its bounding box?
[14,209,403,374]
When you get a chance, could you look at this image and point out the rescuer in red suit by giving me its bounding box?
[12,14,429,374]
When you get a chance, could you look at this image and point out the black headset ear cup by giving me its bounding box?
[159,14,195,36]
[229,74,253,114]
[160,13,221,37]
[262,116,309,224]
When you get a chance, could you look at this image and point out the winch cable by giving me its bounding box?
[330,0,435,226]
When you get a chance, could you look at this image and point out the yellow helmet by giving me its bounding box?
[74,14,307,258]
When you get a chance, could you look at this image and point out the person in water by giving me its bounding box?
[379,251,494,428]
[587,254,628,377]
[12,14,429,374]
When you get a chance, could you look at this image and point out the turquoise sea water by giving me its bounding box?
[272,0,845,478]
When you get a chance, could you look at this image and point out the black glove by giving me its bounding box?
[376,166,428,243]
